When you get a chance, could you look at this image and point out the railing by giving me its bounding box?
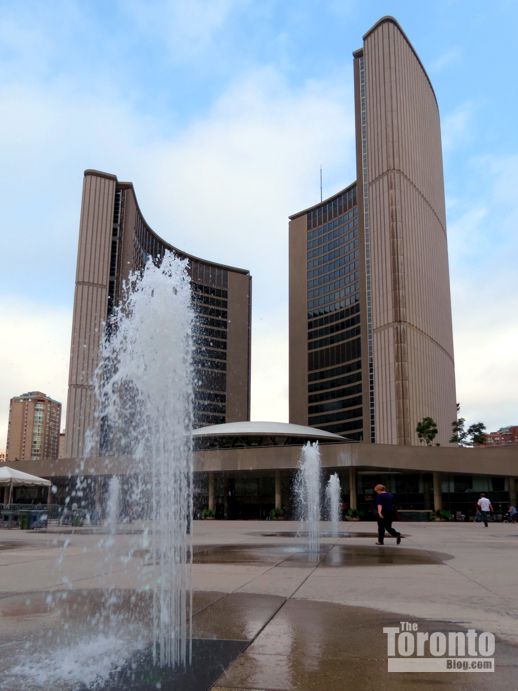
[0,503,63,518]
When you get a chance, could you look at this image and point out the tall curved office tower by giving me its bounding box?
[289,17,456,445]
[65,170,251,459]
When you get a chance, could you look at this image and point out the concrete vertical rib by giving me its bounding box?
[226,271,252,421]
[65,173,115,458]
[288,214,308,425]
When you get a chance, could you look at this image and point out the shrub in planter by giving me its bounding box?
[269,507,286,520]
[435,509,451,521]
[346,508,360,521]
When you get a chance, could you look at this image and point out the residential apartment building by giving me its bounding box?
[485,426,518,446]
[65,171,251,459]
[289,17,457,445]
[6,391,61,461]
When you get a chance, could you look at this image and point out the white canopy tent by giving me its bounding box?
[0,466,51,505]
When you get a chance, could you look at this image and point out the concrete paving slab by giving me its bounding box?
[213,599,518,690]
[0,520,517,689]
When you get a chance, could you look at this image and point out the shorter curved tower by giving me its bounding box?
[65,170,251,459]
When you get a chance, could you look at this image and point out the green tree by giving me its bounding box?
[467,422,486,446]
[416,417,438,446]
[450,404,486,446]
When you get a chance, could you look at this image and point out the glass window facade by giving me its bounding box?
[125,189,233,429]
[305,185,363,439]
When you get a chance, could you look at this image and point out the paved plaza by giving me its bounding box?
[1,520,517,689]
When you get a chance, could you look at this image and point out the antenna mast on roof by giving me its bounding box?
[320,166,323,202]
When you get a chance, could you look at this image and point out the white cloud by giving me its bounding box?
[441,101,477,152]
[0,58,355,445]
[138,67,355,311]
[0,298,71,450]
[251,312,289,423]
[429,47,461,74]
[121,0,246,63]
[449,152,518,433]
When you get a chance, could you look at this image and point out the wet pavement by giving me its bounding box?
[1,520,518,689]
[194,542,450,566]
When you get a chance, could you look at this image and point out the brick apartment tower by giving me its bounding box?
[289,17,457,445]
[65,171,251,459]
[6,391,62,461]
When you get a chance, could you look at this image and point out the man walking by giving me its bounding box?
[374,484,401,545]
[477,493,493,527]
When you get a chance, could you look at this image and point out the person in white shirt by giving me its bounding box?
[477,493,493,527]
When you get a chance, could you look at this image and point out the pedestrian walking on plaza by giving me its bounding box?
[477,493,493,527]
[374,484,401,545]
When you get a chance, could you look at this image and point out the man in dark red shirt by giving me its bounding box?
[374,484,402,545]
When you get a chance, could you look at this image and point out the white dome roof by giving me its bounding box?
[193,420,344,441]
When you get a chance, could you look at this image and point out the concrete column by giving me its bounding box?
[433,472,442,512]
[348,468,357,510]
[275,470,282,510]
[208,472,215,512]
[509,477,517,507]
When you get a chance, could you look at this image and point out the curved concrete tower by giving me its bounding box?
[290,17,456,446]
[65,170,251,459]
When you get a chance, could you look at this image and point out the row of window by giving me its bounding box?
[308,304,361,331]
[308,339,361,372]
[308,275,358,301]
[308,369,362,393]
[309,313,360,340]
[194,390,226,403]
[308,325,361,352]
[306,187,357,231]
[193,357,227,372]
[308,261,358,286]
[307,235,358,261]
[308,245,360,272]
[197,314,228,330]
[193,293,228,310]
[309,406,363,426]
[196,347,226,362]
[195,304,227,320]
[194,335,227,351]
[307,219,356,250]
[307,208,357,242]
[194,401,226,414]
[309,382,362,404]
[196,326,227,341]
[195,367,226,386]
[191,282,228,300]
[308,395,362,415]
[308,290,360,313]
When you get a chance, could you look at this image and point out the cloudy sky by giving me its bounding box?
[1,0,517,449]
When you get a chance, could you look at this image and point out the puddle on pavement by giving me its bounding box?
[194,543,451,566]
[0,538,66,551]
[261,530,376,538]
[212,598,517,691]
[0,541,31,551]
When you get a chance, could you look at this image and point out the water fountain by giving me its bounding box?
[5,251,195,689]
[325,473,341,537]
[93,250,194,668]
[294,441,321,559]
[105,475,121,533]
